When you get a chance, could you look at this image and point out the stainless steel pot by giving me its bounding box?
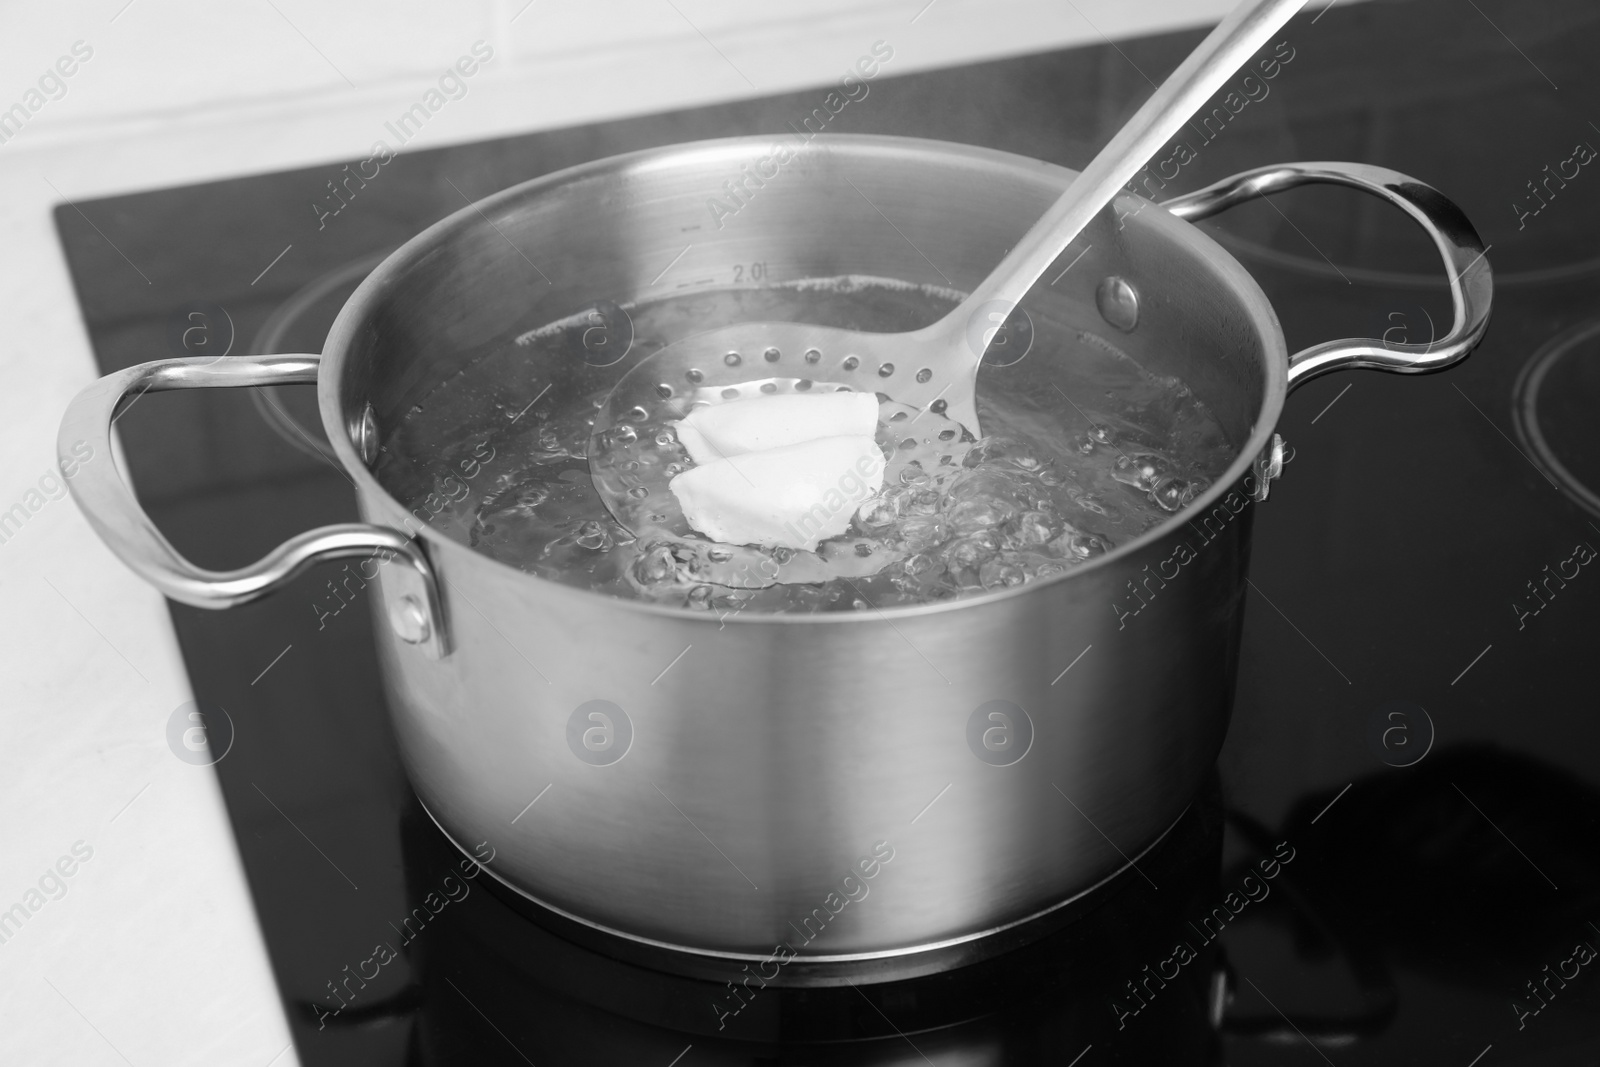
[60,136,1490,982]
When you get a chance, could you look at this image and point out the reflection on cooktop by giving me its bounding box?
[1515,317,1600,521]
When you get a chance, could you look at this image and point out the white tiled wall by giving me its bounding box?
[1,0,1361,177]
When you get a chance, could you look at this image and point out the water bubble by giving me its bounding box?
[804,348,821,364]
[760,382,778,394]
[857,496,899,529]
[724,352,742,366]
[1051,529,1110,559]
[1013,455,1041,472]
[854,542,875,558]
[708,546,733,563]
[655,383,674,399]
[1112,453,1165,492]
[612,425,638,444]
[899,467,930,487]
[655,431,677,447]
[915,368,933,383]
[851,598,870,611]
[979,558,1027,590]
[764,347,781,362]
[687,585,715,609]
[634,544,677,584]
[878,363,894,377]
[628,486,649,499]
[721,387,741,400]
[574,521,612,551]
[795,379,813,391]
[1151,477,1195,512]
[1012,511,1055,546]
[686,369,704,383]
[938,429,957,441]
[842,356,860,371]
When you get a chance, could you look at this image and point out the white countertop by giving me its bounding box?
[0,1,1352,1061]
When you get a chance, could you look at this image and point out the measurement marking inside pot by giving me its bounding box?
[109,782,152,824]
[651,644,693,685]
[444,976,537,1066]
[1466,1044,1493,1067]
[1451,643,1493,686]
[250,243,293,286]
[1052,783,1157,890]
[1309,782,1352,825]
[1244,579,1351,685]
[262,1042,292,1067]
[1452,783,1558,890]
[251,644,293,685]
[511,783,552,824]
[1049,245,1093,285]
[252,781,359,890]
[1308,382,1352,424]
[1066,1044,1093,1067]
[665,1045,693,1067]
[649,244,693,286]
[1241,976,1335,1066]
[844,978,936,1062]
[651,781,759,890]
[40,575,150,684]
[910,783,952,824]
[510,383,551,423]
[910,0,939,24]
[1050,644,1093,685]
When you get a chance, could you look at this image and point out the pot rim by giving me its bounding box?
[319,133,1288,625]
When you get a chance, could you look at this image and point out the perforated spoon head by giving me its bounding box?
[588,320,977,587]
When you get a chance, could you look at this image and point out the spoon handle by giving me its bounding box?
[943,0,1308,332]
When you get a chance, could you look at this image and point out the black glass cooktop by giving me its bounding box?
[54,1,1600,1062]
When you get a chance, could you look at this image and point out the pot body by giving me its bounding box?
[322,136,1286,962]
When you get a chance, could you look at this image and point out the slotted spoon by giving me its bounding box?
[590,0,1307,587]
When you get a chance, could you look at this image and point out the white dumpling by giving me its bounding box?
[673,392,879,464]
[669,435,886,552]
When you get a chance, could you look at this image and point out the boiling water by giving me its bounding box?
[375,278,1235,613]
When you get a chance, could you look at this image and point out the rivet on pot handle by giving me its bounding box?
[1163,162,1494,389]
[57,354,449,659]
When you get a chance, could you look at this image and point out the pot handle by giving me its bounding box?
[1161,162,1493,389]
[57,354,448,659]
